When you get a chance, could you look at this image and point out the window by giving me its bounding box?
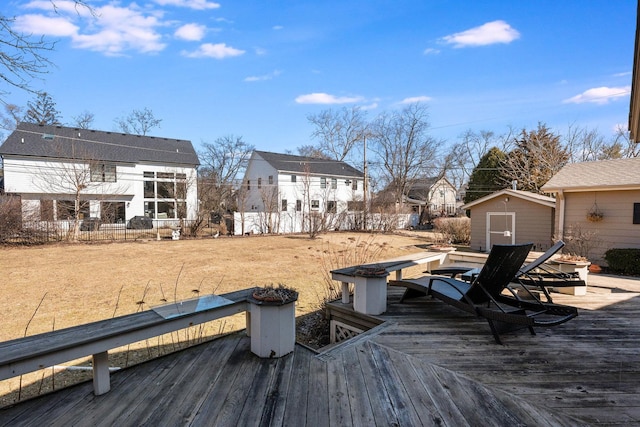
[258,178,262,189]
[269,175,273,185]
[291,175,297,183]
[247,180,250,190]
[348,201,364,211]
[320,177,326,189]
[56,200,89,220]
[40,200,54,221]
[311,200,320,210]
[296,200,302,211]
[634,203,640,224]
[282,199,287,211]
[327,201,337,213]
[101,202,125,223]
[352,180,358,191]
[331,178,337,189]
[143,170,189,219]
[91,163,116,182]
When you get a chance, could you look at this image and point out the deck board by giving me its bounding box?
[1,273,638,426]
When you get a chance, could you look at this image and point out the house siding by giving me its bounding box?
[238,151,365,234]
[558,190,640,263]
[469,196,554,252]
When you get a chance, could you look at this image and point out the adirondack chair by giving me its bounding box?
[390,243,579,344]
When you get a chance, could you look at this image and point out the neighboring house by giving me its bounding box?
[403,177,458,222]
[238,150,365,234]
[0,122,199,224]
[541,157,640,264]
[462,189,556,252]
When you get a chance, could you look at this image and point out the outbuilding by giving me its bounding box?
[462,189,556,253]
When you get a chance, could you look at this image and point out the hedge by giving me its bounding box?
[604,248,640,275]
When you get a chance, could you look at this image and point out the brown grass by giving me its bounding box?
[0,231,432,405]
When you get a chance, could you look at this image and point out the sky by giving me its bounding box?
[3,0,637,157]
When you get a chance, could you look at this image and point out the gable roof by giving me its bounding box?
[0,122,199,166]
[405,177,454,200]
[462,189,555,210]
[254,150,363,178]
[541,157,640,192]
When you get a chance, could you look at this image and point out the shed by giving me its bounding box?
[462,189,556,253]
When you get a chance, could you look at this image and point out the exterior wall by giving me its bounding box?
[556,190,640,264]
[469,196,554,252]
[3,157,197,221]
[241,152,365,234]
[428,178,458,215]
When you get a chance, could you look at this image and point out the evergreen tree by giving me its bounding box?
[25,91,62,125]
[463,146,506,204]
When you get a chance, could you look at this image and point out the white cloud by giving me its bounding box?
[16,2,167,55]
[400,96,432,104]
[175,23,206,41]
[244,70,282,82]
[563,86,631,104]
[423,48,440,55]
[273,25,284,30]
[153,0,220,10]
[295,93,364,104]
[14,14,78,37]
[182,43,245,59]
[441,20,520,48]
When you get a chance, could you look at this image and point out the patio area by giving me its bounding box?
[1,273,638,426]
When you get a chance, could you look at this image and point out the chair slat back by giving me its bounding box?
[467,243,533,303]
[518,240,564,275]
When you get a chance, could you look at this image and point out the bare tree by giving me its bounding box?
[72,110,95,129]
[306,106,368,162]
[114,107,162,135]
[369,103,442,207]
[25,91,62,125]
[501,123,569,193]
[198,135,254,215]
[0,2,92,100]
[297,144,330,159]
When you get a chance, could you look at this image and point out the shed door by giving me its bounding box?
[486,212,515,249]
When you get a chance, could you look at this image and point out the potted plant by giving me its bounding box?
[587,202,603,222]
[250,283,298,305]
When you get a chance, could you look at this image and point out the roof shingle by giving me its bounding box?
[541,158,640,192]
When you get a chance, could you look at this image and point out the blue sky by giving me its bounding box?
[4,0,636,155]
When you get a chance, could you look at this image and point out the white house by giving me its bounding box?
[404,177,459,220]
[237,150,366,234]
[0,122,199,224]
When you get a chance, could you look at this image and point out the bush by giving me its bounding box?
[433,217,470,245]
[604,249,640,275]
[0,195,22,243]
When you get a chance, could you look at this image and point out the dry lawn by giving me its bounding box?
[0,231,433,406]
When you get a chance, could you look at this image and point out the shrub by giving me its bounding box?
[433,217,470,245]
[0,195,22,243]
[604,249,640,275]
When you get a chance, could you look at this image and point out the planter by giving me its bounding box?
[549,260,589,296]
[589,264,602,274]
[248,286,298,358]
[430,246,457,253]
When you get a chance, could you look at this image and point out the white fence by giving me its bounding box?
[233,211,418,235]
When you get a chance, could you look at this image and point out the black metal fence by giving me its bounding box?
[4,219,221,245]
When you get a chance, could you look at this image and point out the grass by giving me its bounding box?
[0,230,434,406]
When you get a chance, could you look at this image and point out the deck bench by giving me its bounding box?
[331,251,448,315]
[0,288,294,397]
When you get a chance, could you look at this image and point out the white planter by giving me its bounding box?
[550,261,589,296]
[248,295,297,358]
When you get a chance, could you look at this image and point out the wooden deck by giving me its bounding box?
[1,273,639,426]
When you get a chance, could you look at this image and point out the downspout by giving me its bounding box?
[556,190,565,240]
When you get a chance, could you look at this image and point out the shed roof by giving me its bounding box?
[462,189,555,210]
[541,157,640,192]
[254,150,363,178]
[0,122,200,166]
